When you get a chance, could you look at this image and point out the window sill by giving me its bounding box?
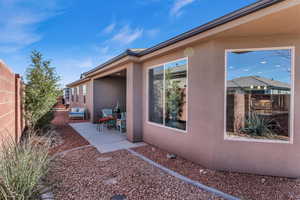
[224,134,292,144]
[146,121,187,134]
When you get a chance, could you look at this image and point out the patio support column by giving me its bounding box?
[91,78,96,123]
[126,63,143,142]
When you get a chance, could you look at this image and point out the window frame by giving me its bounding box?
[146,57,189,133]
[224,46,295,144]
[82,84,87,104]
[75,86,79,102]
[71,88,74,102]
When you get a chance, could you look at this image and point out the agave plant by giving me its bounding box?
[240,112,275,137]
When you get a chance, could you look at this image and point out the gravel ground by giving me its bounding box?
[49,111,89,155]
[133,145,300,200]
[47,111,221,199]
[46,147,221,200]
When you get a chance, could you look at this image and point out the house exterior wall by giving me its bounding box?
[92,76,126,122]
[126,63,143,142]
[69,81,92,119]
[67,1,300,177]
[140,34,300,177]
[0,61,24,145]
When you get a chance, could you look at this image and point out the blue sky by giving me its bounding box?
[0,0,259,87]
[227,49,292,84]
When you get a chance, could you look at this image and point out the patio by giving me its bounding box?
[69,122,145,153]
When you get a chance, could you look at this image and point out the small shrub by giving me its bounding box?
[0,135,51,200]
[36,111,55,130]
[240,112,274,137]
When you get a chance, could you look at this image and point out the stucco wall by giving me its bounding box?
[141,34,300,177]
[93,76,126,122]
[69,81,92,119]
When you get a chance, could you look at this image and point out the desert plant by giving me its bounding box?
[0,134,51,200]
[25,50,61,130]
[240,112,274,137]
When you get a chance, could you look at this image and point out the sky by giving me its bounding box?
[227,49,292,84]
[0,0,259,87]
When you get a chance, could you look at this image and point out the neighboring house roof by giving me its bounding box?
[227,76,290,89]
[68,0,285,86]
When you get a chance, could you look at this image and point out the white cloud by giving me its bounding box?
[111,25,143,45]
[102,22,116,34]
[170,0,195,17]
[0,0,63,53]
[146,28,160,38]
[260,61,267,64]
[77,58,94,68]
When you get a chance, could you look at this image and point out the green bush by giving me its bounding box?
[36,111,55,130]
[240,112,274,137]
[0,135,51,200]
[25,50,61,130]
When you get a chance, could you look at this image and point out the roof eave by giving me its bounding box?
[137,0,284,56]
[66,78,90,88]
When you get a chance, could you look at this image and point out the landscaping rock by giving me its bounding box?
[104,177,118,185]
[97,157,112,162]
[111,194,127,200]
[133,144,300,200]
[166,153,177,159]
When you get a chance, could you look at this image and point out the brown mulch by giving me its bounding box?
[133,145,300,200]
[49,111,89,155]
[46,146,221,200]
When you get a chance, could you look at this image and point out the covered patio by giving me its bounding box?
[69,122,145,153]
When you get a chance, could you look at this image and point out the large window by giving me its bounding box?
[148,58,188,131]
[225,47,293,141]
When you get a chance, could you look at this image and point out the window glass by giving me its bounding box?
[148,58,188,131]
[83,85,87,95]
[165,59,187,130]
[148,66,164,125]
[226,48,292,141]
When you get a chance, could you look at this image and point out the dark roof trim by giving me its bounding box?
[83,49,139,76]
[83,0,284,77]
[138,0,284,56]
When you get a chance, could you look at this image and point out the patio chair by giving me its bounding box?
[69,107,85,120]
[102,108,113,117]
[97,108,116,131]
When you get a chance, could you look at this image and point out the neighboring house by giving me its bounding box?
[67,0,300,177]
[63,88,71,105]
[227,76,290,135]
[68,79,91,118]
[227,75,291,94]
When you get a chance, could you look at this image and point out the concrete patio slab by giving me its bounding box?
[69,122,145,153]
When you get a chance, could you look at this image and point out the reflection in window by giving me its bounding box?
[148,59,187,131]
[165,60,187,130]
[149,66,164,124]
[226,48,292,141]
